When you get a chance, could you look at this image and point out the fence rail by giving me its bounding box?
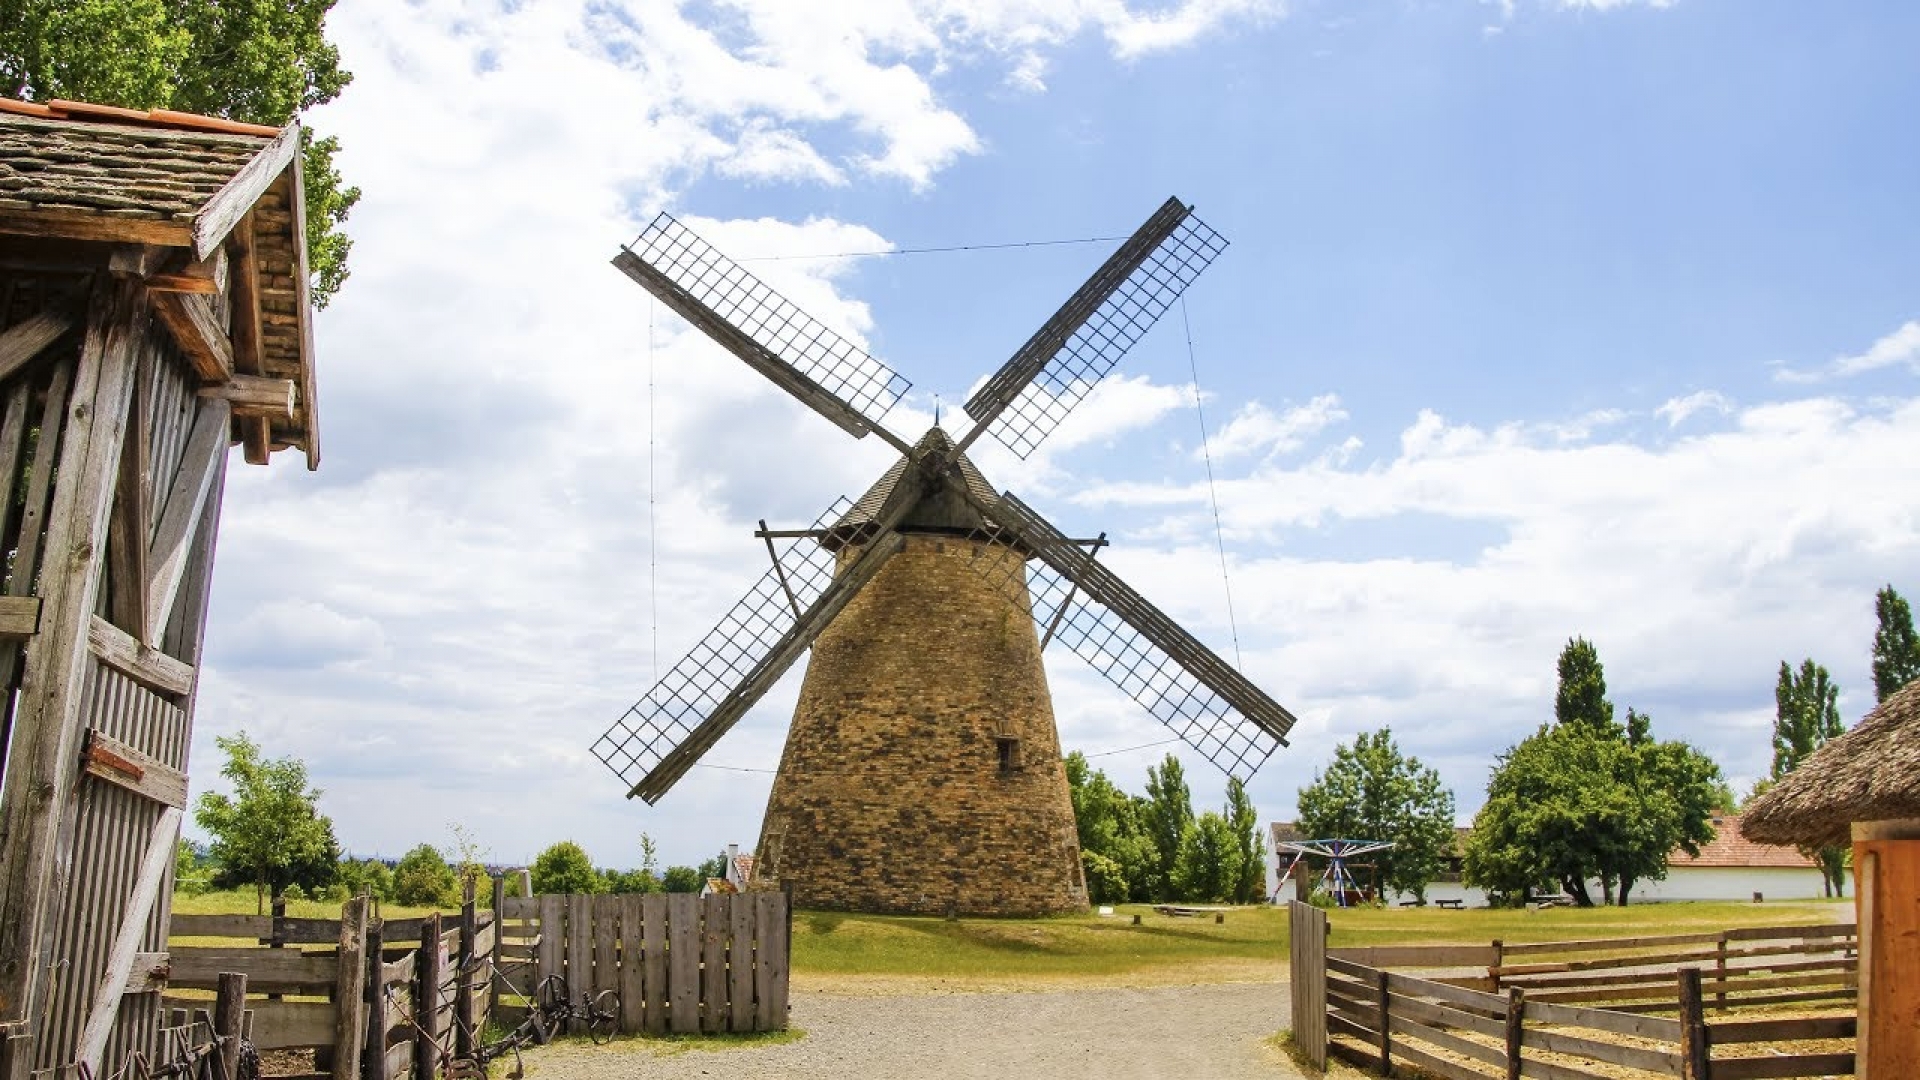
[1288,902,1858,1080]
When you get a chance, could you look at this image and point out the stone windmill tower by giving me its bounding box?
[593,198,1299,915]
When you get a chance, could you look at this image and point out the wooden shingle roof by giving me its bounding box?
[0,99,319,469]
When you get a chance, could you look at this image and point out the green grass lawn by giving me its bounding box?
[169,890,1850,990]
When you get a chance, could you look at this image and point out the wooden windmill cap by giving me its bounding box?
[824,426,1004,551]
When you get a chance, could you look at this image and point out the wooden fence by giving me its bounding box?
[497,890,790,1036]
[1288,902,1858,1079]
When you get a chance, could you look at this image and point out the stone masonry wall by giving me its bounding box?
[754,534,1088,916]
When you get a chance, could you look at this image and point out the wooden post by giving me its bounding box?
[1504,986,1525,1080]
[415,914,442,1080]
[0,1022,27,1080]
[456,893,477,1058]
[1713,934,1728,1013]
[365,919,388,1080]
[1375,969,1391,1075]
[214,972,247,1080]
[517,869,532,900]
[332,896,369,1080]
[269,894,288,1006]
[1490,938,1504,992]
[1677,968,1708,1080]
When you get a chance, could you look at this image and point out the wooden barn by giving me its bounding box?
[1745,677,1920,1079]
[0,98,320,1078]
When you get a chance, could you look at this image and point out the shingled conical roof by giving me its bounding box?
[1743,677,1920,849]
[824,426,1002,550]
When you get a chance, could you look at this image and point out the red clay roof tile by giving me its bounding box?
[0,97,282,138]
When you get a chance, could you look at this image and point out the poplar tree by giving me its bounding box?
[1871,585,1920,703]
[1772,659,1848,895]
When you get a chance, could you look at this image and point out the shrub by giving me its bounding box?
[530,842,600,895]
[393,844,458,906]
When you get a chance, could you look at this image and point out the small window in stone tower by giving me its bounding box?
[996,735,1023,773]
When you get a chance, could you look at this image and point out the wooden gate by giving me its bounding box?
[1288,900,1328,1069]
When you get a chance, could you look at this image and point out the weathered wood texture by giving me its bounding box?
[521,891,789,1036]
[1287,901,1327,1069]
[1310,920,1859,1080]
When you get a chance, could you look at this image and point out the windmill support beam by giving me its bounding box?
[1039,532,1106,650]
[758,519,803,620]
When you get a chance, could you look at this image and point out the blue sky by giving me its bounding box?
[185,0,1920,874]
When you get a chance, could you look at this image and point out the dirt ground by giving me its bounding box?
[524,980,1317,1080]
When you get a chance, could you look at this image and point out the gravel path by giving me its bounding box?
[530,981,1304,1079]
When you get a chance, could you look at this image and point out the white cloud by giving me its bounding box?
[1208,394,1348,462]
[1776,319,1920,384]
[1655,390,1733,428]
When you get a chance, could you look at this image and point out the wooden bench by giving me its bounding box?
[1434,898,1464,910]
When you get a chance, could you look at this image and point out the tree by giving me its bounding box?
[1065,752,1160,902]
[194,732,338,913]
[1872,586,1920,703]
[448,822,489,899]
[1173,812,1241,902]
[530,841,601,895]
[0,0,358,305]
[661,866,703,893]
[698,850,729,882]
[1296,728,1456,903]
[392,844,457,907]
[1143,755,1195,902]
[337,856,394,902]
[1773,660,1848,896]
[1225,777,1267,904]
[1555,637,1618,736]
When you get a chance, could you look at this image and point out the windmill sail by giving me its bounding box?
[960,197,1228,460]
[593,498,911,803]
[962,491,1294,780]
[614,213,913,448]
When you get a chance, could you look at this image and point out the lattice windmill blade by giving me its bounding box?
[593,498,909,804]
[958,490,1295,780]
[614,212,915,452]
[958,197,1228,460]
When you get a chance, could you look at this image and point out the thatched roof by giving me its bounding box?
[1743,677,1920,848]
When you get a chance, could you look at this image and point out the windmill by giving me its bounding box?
[593,197,1300,915]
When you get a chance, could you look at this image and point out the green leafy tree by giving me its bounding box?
[698,851,729,882]
[1065,752,1160,902]
[337,856,394,902]
[0,0,358,305]
[1225,777,1266,903]
[1555,637,1618,736]
[392,844,457,907]
[530,841,601,895]
[1872,586,1920,703]
[1079,850,1129,905]
[1173,811,1240,902]
[1297,728,1457,903]
[1143,755,1195,902]
[1773,660,1849,896]
[448,822,489,900]
[194,732,339,913]
[661,866,703,893]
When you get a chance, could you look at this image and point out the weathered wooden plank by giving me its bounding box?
[536,895,563,989]
[214,972,247,1080]
[170,914,272,939]
[150,292,233,382]
[755,892,788,1030]
[88,615,195,697]
[414,915,442,1080]
[567,894,592,1001]
[593,895,620,1003]
[106,353,150,638]
[1383,987,1507,1039]
[1372,1039,1498,1080]
[332,896,368,1080]
[641,895,667,1034]
[1514,1055,1612,1080]
[1523,1027,1682,1076]
[728,894,754,1033]
[1720,922,1856,943]
[700,894,727,1033]
[499,896,537,921]
[80,728,187,808]
[76,806,181,1074]
[145,398,228,641]
[667,894,699,1034]
[1386,970,1508,1012]
[1707,1053,1856,1080]
[169,948,336,994]
[1326,955,1377,981]
[119,952,169,994]
[0,597,41,638]
[0,209,193,248]
[1522,998,1682,1042]
[1499,932,1731,958]
[193,124,302,260]
[224,211,272,463]
[250,999,335,1050]
[1708,1014,1854,1044]
[284,161,320,471]
[618,895,644,1033]
[1385,1008,1507,1070]
[197,374,294,419]
[0,306,76,387]
[0,274,141,1029]
[1328,945,1501,968]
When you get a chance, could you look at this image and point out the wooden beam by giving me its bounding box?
[144,247,227,295]
[0,208,193,249]
[120,953,169,995]
[88,615,195,698]
[146,399,228,641]
[0,274,144,1028]
[198,374,294,419]
[107,359,151,639]
[226,211,273,464]
[194,123,303,260]
[285,166,321,471]
[107,245,169,279]
[0,306,78,387]
[80,728,188,809]
[0,598,39,639]
[150,293,234,383]
[76,806,182,1076]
